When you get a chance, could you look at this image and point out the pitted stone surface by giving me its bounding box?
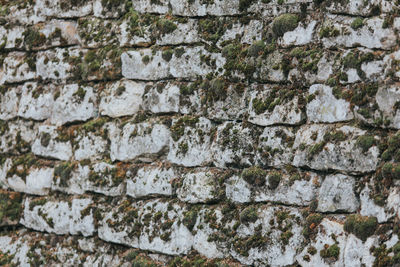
[1,0,400,266]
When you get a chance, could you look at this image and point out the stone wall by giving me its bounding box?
[0,0,400,266]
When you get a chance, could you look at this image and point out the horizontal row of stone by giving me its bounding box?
[2,0,396,26]
[0,158,357,211]
[1,193,395,266]
[0,117,386,173]
[1,44,399,88]
[2,155,399,221]
[0,228,172,266]
[2,13,399,51]
[1,78,400,129]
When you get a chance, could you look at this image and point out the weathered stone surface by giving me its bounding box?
[292,124,380,174]
[321,16,397,50]
[109,120,170,162]
[167,116,214,167]
[31,125,73,161]
[142,82,180,114]
[126,165,175,198]
[177,169,222,203]
[306,84,353,123]
[247,84,305,126]
[21,197,95,236]
[256,126,296,167]
[2,0,400,264]
[226,169,321,206]
[51,84,97,126]
[0,86,19,120]
[34,0,93,18]
[99,79,144,118]
[317,174,359,213]
[212,122,259,168]
[0,120,37,154]
[0,52,37,84]
[4,163,54,196]
[281,20,317,47]
[121,47,224,80]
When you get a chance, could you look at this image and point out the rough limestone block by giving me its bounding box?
[359,180,400,223]
[142,82,180,114]
[296,218,379,267]
[32,125,73,161]
[73,119,109,161]
[0,52,37,85]
[3,158,53,196]
[99,80,144,118]
[192,207,228,258]
[229,206,304,266]
[247,84,305,126]
[325,0,396,16]
[36,47,82,80]
[374,85,400,129]
[177,169,222,203]
[306,84,353,123]
[126,165,176,198]
[255,171,320,206]
[78,17,121,48]
[317,174,359,212]
[51,84,97,126]
[292,125,380,174]
[121,47,224,80]
[17,82,54,121]
[21,197,95,236]
[0,120,37,154]
[281,20,317,47]
[321,16,397,50]
[34,0,93,18]
[216,20,263,47]
[52,162,125,196]
[98,199,141,247]
[167,116,214,167]
[139,199,193,255]
[202,82,248,121]
[212,122,260,168]
[93,0,128,18]
[99,199,193,255]
[156,19,201,45]
[0,26,24,50]
[109,120,170,162]
[256,126,296,167]
[0,85,20,120]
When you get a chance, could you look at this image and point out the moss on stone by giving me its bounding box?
[157,19,177,35]
[242,166,267,186]
[170,116,199,141]
[268,171,281,189]
[23,27,46,49]
[161,49,173,62]
[344,214,377,241]
[182,209,197,231]
[272,14,299,37]
[351,17,364,30]
[54,162,74,188]
[240,206,258,224]
[356,135,375,152]
[319,25,339,38]
[0,191,22,223]
[303,213,323,238]
[320,243,340,261]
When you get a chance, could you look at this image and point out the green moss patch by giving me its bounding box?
[272,14,299,37]
[344,214,377,241]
